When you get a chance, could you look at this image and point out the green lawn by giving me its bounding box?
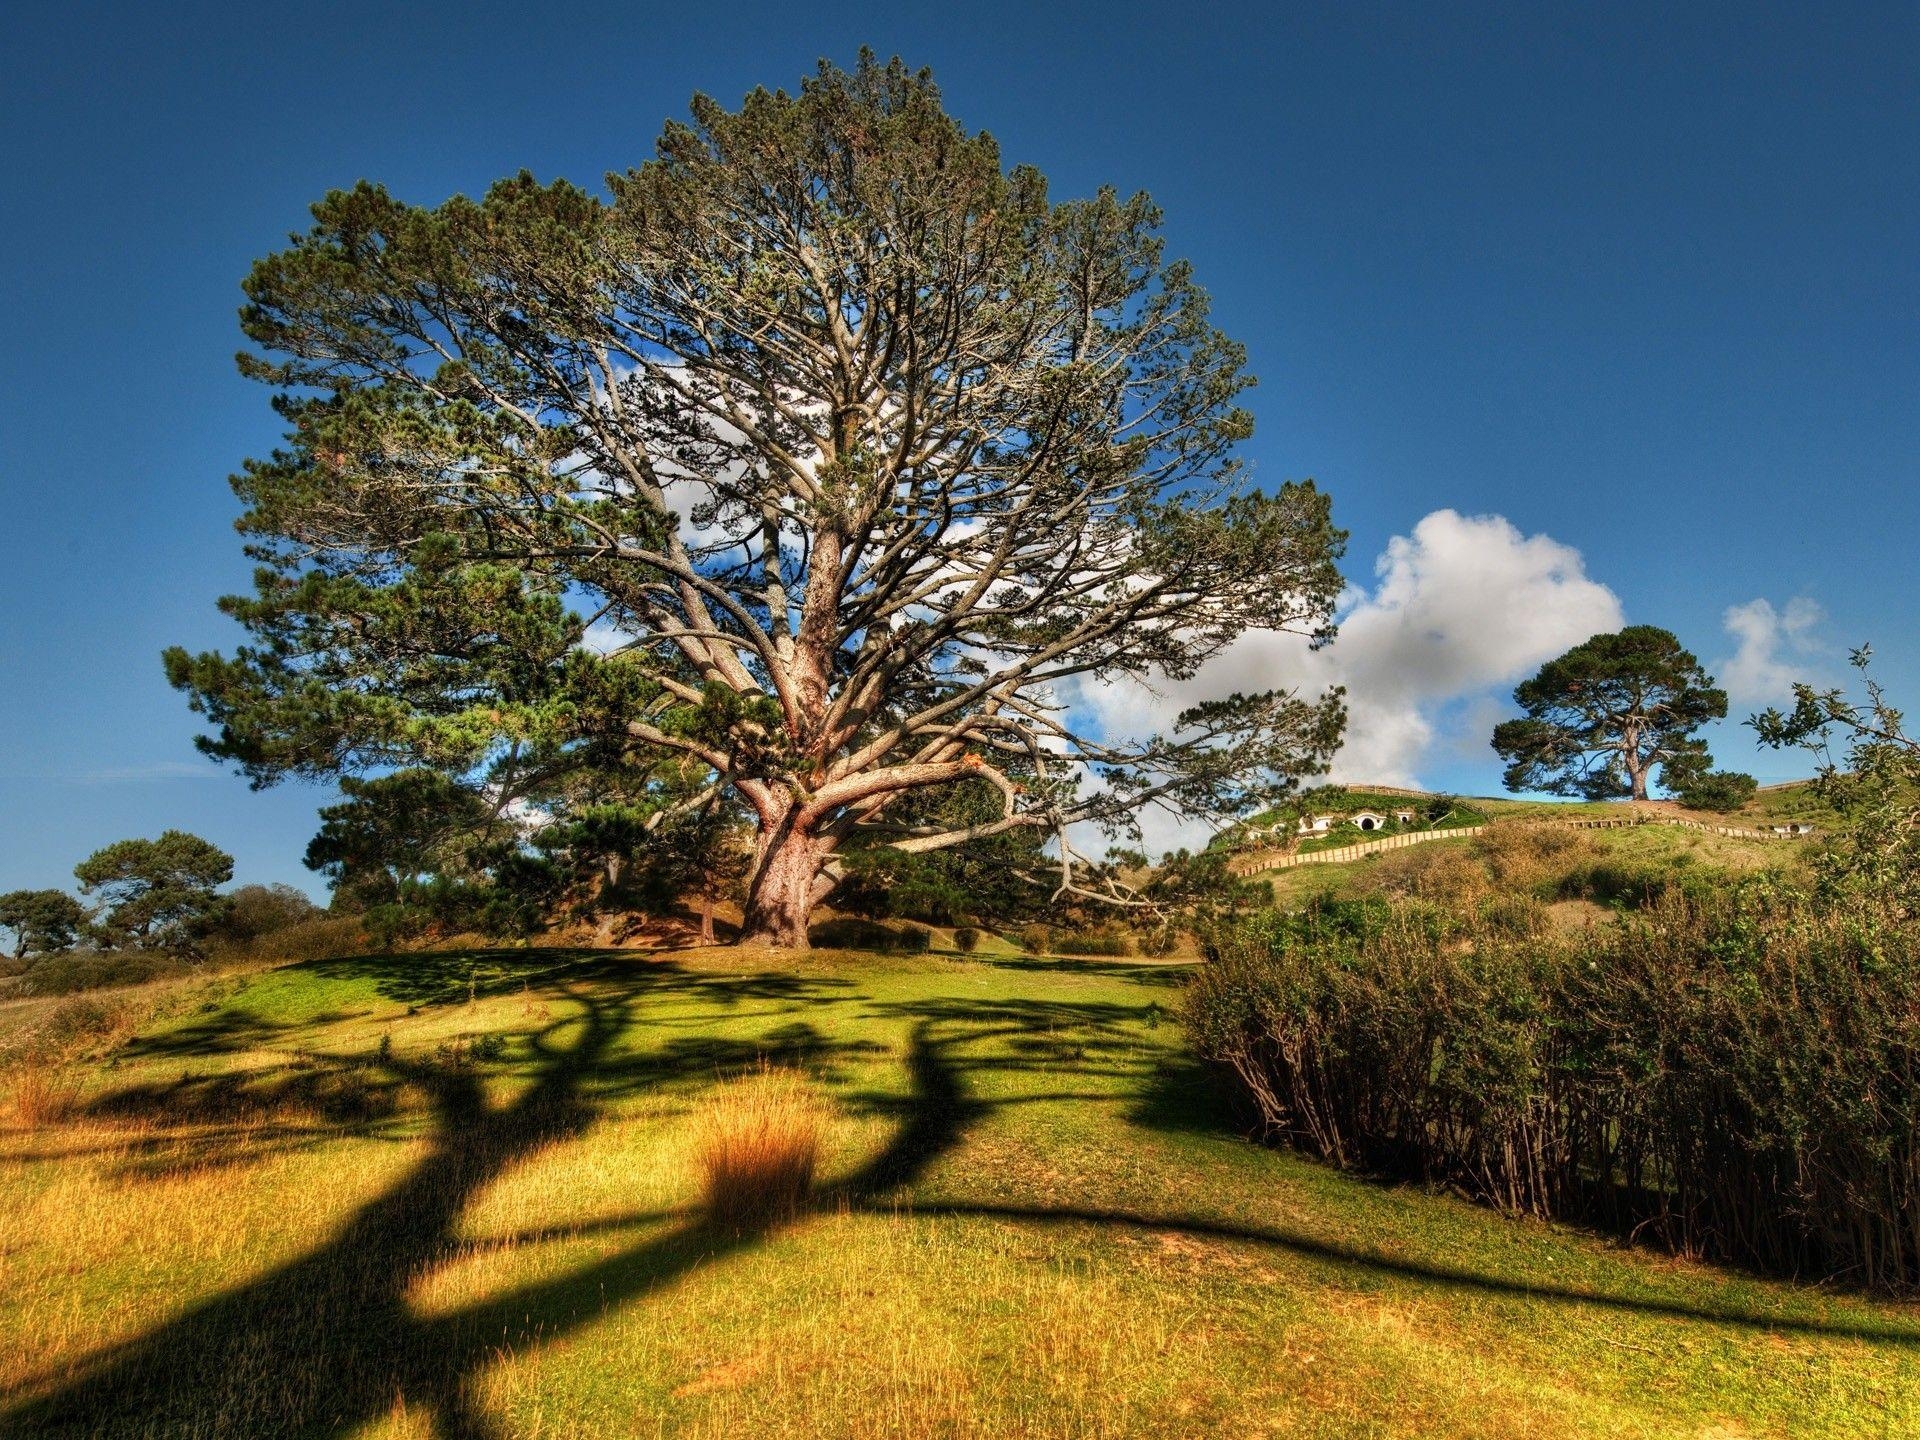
[2,944,1915,1437]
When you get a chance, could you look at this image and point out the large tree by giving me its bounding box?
[165,55,1347,947]
[1491,626,1727,801]
[74,832,234,949]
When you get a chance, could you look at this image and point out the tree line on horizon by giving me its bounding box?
[0,831,321,966]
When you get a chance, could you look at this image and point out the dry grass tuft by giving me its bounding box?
[1478,820,1598,890]
[6,1069,84,1128]
[696,1064,820,1230]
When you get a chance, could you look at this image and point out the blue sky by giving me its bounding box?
[1,1,1915,894]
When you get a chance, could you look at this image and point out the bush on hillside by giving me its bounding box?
[1012,923,1133,956]
[952,926,982,953]
[14,952,195,996]
[1052,926,1133,957]
[1187,883,1920,1291]
[1136,923,1181,957]
[215,883,322,943]
[203,912,373,966]
[1554,858,1677,907]
[1675,769,1759,813]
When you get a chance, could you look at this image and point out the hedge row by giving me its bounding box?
[1186,887,1920,1291]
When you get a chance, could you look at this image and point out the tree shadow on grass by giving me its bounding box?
[976,955,1195,988]
[6,960,1918,1439]
[0,957,877,1440]
[1125,1053,1251,1138]
[305,947,860,1012]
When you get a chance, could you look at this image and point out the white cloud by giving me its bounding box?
[1067,509,1625,853]
[1718,596,1825,705]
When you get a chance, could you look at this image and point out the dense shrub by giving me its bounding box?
[15,952,194,996]
[204,912,373,966]
[952,926,982,953]
[1136,923,1181,957]
[1013,923,1133,956]
[1052,927,1133,957]
[1478,893,1550,937]
[216,883,322,943]
[37,994,127,1049]
[1359,841,1492,907]
[1555,858,1675,907]
[1675,769,1758,813]
[1187,884,1920,1291]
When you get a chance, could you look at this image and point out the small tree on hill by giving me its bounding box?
[1492,627,1727,801]
[75,832,234,950]
[0,889,89,960]
[1668,766,1757,814]
[1754,645,1920,910]
[162,54,1348,948]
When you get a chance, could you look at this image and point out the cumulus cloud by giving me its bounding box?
[1066,509,1625,852]
[1717,596,1825,705]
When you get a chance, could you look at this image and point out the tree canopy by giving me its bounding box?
[164,54,1347,946]
[0,889,89,960]
[74,831,234,949]
[1755,645,1920,911]
[1491,626,1727,801]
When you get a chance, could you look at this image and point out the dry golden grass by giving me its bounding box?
[1358,840,1495,906]
[5,1069,83,1128]
[696,1064,820,1230]
[1477,819,1599,890]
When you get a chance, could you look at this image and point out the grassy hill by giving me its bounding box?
[1254,811,1809,916]
[3,942,1916,1438]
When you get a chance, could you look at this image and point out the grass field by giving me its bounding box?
[3,942,1917,1438]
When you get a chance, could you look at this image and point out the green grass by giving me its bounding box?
[2,943,1915,1437]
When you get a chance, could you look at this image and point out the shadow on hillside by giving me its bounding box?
[1126,1053,1249,1138]
[978,955,1194,988]
[6,954,1918,1437]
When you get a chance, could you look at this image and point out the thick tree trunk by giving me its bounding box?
[739,822,823,949]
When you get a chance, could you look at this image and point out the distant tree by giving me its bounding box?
[1142,846,1269,925]
[1492,627,1727,801]
[74,832,233,949]
[0,889,89,959]
[831,778,1052,926]
[623,803,752,943]
[162,53,1348,948]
